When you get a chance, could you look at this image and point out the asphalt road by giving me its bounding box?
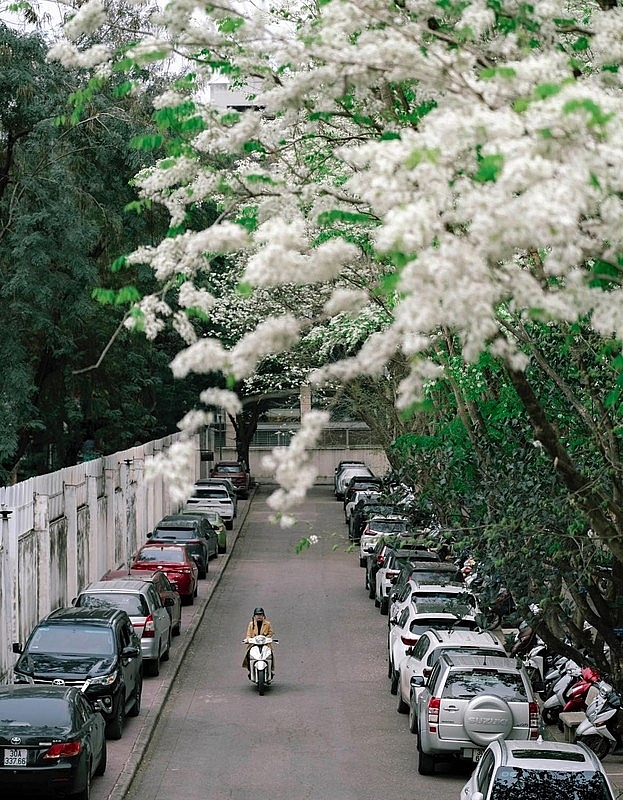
[92,484,623,800]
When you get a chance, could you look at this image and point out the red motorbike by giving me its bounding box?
[562,665,601,712]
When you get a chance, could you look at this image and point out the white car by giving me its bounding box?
[459,738,617,800]
[346,489,381,525]
[396,627,506,724]
[186,486,235,529]
[335,465,374,499]
[358,516,409,567]
[388,578,478,626]
[387,601,478,696]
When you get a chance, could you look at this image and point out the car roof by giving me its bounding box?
[45,605,127,625]
[101,568,170,583]
[82,579,150,594]
[422,628,504,647]
[156,515,199,527]
[440,653,521,670]
[495,739,606,770]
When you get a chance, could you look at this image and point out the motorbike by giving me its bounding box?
[541,659,582,724]
[243,634,278,695]
[576,680,623,759]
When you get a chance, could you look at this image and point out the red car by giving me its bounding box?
[131,543,199,606]
[210,461,250,498]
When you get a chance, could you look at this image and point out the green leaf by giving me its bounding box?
[473,153,504,183]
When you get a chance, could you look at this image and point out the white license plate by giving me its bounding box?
[4,748,27,766]
[473,749,484,762]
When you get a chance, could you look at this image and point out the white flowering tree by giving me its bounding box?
[46,0,623,673]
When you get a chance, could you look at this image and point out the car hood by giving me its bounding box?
[16,652,117,679]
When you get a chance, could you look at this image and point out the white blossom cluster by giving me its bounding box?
[49,0,623,502]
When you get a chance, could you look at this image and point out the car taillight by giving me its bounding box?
[428,697,440,731]
[401,635,419,646]
[44,742,81,759]
[142,614,155,638]
[376,555,384,564]
[529,701,539,737]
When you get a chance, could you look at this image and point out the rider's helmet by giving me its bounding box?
[253,607,265,615]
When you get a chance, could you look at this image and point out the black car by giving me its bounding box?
[0,684,106,799]
[148,514,217,579]
[12,606,143,741]
[349,500,403,542]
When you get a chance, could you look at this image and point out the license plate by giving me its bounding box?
[4,748,27,766]
[473,749,484,762]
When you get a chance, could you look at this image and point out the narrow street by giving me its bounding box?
[94,484,623,800]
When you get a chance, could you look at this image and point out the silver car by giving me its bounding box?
[74,578,172,677]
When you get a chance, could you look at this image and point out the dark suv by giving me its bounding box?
[149,513,217,578]
[12,605,143,740]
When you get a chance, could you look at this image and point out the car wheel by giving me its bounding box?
[408,698,419,734]
[397,683,409,714]
[128,676,142,717]
[74,761,92,800]
[368,579,375,599]
[359,557,366,568]
[417,741,436,776]
[218,543,226,554]
[172,617,181,636]
[146,649,160,677]
[161,631,171,662]
[198,562,207,579]
[380,597,389,615]
[105,694,125,740]
[390,669,399,696]
[225,520,233,530]
[464,695,513,746]
[94,741,107,776]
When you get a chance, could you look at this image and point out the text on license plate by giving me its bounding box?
[4,748,27,766]
[473,749,484,762]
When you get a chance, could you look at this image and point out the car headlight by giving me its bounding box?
[83,669,118,689]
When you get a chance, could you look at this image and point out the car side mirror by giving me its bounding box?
[12,642,22,654]
[410,676,425,687]
[122,645,140,659]
[164,597,175,607]
[146,531,153,539]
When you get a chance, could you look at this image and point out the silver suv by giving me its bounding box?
[414,653,540,776]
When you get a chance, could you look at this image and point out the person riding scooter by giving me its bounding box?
[242,607,276,674]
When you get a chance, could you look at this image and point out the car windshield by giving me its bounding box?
[77,592,147,616]
[154,528,195,540]
[369,521,408,534]
[214,465,241,473]
[410,617,476,636]
[137,547,185,564]
[489,766,613,800]
[0,697,72,728]
[29,625,115,656]
[193,489,228,498]
[428,647,502,666]
[442,671,527,701]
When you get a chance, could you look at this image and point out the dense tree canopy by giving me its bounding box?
[17,0,623,676]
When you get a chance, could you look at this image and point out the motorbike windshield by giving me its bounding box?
[490,767,614,800]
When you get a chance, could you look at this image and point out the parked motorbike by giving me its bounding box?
[576,680,623,759]
[243,634,278,695]
[475,578,516,630]
[541,659,582,724]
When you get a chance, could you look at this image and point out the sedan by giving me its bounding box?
[182,507,227,553]
[0,684,106,799]
[185,486,235,529]
[131,543,199,605]
[100,568,182,636]
[460,738,617,800]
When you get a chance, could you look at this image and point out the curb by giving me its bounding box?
[107,487,256,800]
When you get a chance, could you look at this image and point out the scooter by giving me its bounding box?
[243,634,278,695]
[576,680,623,759]
[541,659,582,724]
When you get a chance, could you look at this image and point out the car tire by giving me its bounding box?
[368,579,375,599]
[146,650,160,677]
[225,520,233,530]
[374,596,380,608]
[359,557,366,568]
[94,741,107,776]
[162,631,171,661]
[390,669,399,696]
[198,562,207,579]
[128,676,142,717]
[74,761,92,800]
[218,543,226,554]
[417,741,436,776]
[380,597,389,615]
[408,698,419,734]
[464,694,513,746]
[105,694,125,740]
[397,683,409,714]
[173,617,181,636]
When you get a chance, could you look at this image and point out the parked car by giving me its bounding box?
[343,475,384,514]
[333,460,369,494]
[375,546,440,614]
[460,738,617,800]
[349,498,402,541]
[365,538,394,599]
[181,507,227,553]
[345,489,381,525]
[387,600,478,693]
[193,477,238,515]
[100,568,182,636]
[335,464,374,500]
[149,514,218,578]
[12,605,143,740]
[131,542,199,605]
[0,684,107,798]
[185,486,235,530]
[359,516,410,567]
[73,578,172,677]
[210,460,250,498]
[398,628,506,729]
[414,653,540,775]
[388,577,478,626]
